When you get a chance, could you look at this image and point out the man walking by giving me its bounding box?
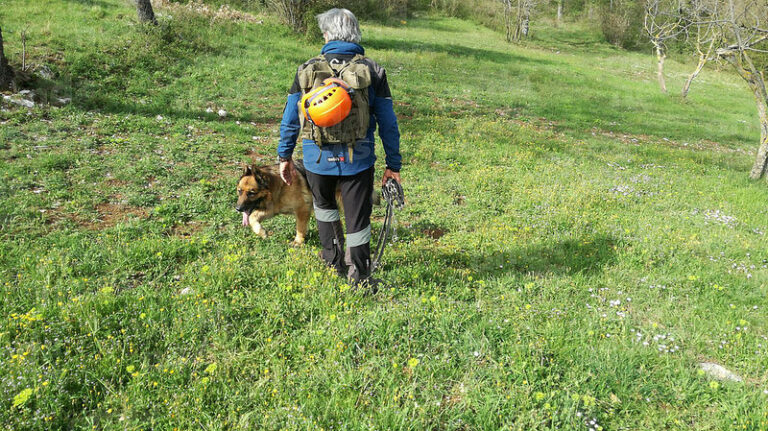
[277,8,402,289]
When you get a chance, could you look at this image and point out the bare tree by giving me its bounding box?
[710,0,768,179]
[681,0,720,99]
[556,0,564,27]
[502,0,514,41]
[502,0,538,42]
[136,0,158,25]
[270,0,314,33]
[0,27,14,90]
[644,0,688,93]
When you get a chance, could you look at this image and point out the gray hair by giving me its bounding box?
[316,8,361,44]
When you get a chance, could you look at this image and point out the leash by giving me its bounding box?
[371,178,404,274]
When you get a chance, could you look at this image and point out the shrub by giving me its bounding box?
[598,0,645,50]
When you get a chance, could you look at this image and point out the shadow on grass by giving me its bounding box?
[409,233,618,278]
[69,0,118,7]
[365,38,558,66]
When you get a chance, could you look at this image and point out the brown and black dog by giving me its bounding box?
[236,161,379,245]
[235,161,314,245]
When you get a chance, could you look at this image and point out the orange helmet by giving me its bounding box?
[301,78,354,127]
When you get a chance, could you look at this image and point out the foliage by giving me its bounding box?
[1,0,768,430]
[598,0,646,49]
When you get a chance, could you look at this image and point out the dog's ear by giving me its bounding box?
[242,165,253,177]
[251,166,269,188]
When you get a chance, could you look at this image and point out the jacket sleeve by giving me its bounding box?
[373,97,401,171]
[277,91,302,159]
[371,67,402,171]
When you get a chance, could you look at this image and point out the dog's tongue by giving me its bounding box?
[242,211,250,227]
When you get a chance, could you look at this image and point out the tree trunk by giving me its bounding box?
[513,0,524,41]
[655,44,667,93]
[722,52,768,179]
[0,27,14,90]
[504,0,513,42]
[556,0,563,26]
[681,54,706,99]
[521,14,530,37]
[682,38,715,100]
[136,0,157,25]
[748,80,768,180]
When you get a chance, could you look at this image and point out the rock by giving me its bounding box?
[35,65,55,80]
[217,109,227,118]
[156,115,164,121]
[699,362,743,382]
[205,107,214,113]
[180,287,194,295]
[4,95,35,108]
[52,97,71,107]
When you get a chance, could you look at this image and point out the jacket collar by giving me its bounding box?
[321,40,365,56]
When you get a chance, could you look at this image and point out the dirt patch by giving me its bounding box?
[87,203,148,229]
[422,227,447,239]
[105,178,129,187]
[172,221,204,238]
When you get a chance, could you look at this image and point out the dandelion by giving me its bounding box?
[709,381,720,390]
[12,388,33,408]
[534,392,546,401]
[582,395,596,407]
[408,358,419,368]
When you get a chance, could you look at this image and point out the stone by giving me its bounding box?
[4,95,34,108]
[52,97,71,107]
[35,65,55,80]
[699,362,743,382]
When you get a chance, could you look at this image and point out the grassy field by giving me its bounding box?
[2,1,768,429]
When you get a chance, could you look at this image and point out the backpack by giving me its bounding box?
[297,54,371,163]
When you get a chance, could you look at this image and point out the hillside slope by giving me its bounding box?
[1,1,767,430]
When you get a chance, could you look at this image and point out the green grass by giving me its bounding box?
[2,1,768,430]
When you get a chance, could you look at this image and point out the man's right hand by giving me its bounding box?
[280,159,297,185]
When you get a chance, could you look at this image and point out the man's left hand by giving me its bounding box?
[382,168,401,186]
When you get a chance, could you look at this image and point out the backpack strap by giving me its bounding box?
[328,54,366,164]
[304,54,369,164]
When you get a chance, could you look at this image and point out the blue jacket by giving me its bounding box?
[277,41,402,176]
